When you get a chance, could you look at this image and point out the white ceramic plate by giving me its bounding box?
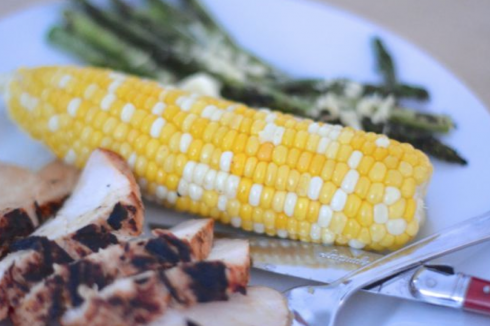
[1,0,490,325]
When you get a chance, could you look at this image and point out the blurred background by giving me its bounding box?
[1,0,489,108]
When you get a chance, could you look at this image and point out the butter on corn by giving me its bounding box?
[3,66,433,251]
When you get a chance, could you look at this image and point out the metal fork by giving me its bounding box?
[286,210,490,326]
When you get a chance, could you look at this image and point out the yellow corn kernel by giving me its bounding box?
[326,141,340,160]
[344,194,362,218]
[243,157,258,178]
[233,133,248,153]
[320,160,336,181]
[200,143,214,164]
[385,169,403,187]
[282,129,296,147]
[389,198,406,218]
[293,197,309,221]
[264,163,278,187]
[272,191,287,213]
[296,173,311,197]
[367,183,384,204]
[337,145,353,162]
[226,199,241,217]
[330,213,347,234]
[305,134,320,152]
[286,148,301,168]
[260,187,275,209]
[202,121,219,143]
[275,213,288,230]
[358,156,375,175]
[286,169,300,192]
[370,224,387,242]
[272,145,288,166]
[310,154,325,176]
[245,136,260,156]
[401,178,416,198]
[414,166,431,185]
[231,153,247,176]
[384,155,399,169]
[319,182,336,204]
[297,152,312,173]
[368,162,387,182]
[332,162,349,186]
[222,129,237,151]
[404,198,416,221]
[203,190,219,208]
[275,165,290,191]
[294,130,309,149]
[307,201,321,224]
[343,219,361,239]
[406,219,419,237]
[398,161,413,177]
[237,179,253,203]
[253,162,267,184]
[264,210,276,231]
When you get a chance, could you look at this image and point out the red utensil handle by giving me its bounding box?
[464,277,490,314]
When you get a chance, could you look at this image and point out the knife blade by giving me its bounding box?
[150,222,488,314]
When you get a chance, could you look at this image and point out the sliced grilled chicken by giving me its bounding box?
[0,161,79,256]
[0,149,143,321]
[61,239,250,326]
[149,287,290,326]
[11,219,214,326]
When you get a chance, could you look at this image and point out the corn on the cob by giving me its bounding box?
[2,66,433,251]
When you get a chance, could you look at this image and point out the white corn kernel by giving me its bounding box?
[265,113,277,123]
[58,75,72,88]
[189,184,203,201]
[64,149,76,165]
[167,192,177,204]
[179,133,192,153]
[249,184,263,207]
[48,115,59,132]
[272,127,285,146]
[384,187,401,205]
[387,219,407,235]
[219,151,233,172]
[308,177,323,201]
[210,110,224,122]
[156,186,168,200]
[277,229,288,238]
[259,123,275,143]
[181,98,195,111]
[121,103,135,123]
[183,161,197,182]
[150,117,166,139]
[310,224,321,240]
[225,175,240,198]
[214,171,228,193]
[348,151,363,169]
[321,229,335,244]
[108,79,124,93]
[100,93,115,111]
[308,123,320,134]
[374,204,389,224]
[218,195,228,211]
[329,127,341,140]
[284,193,298,217]
[67,98,81,117]
[127,153,137,169]
[331,189,347,212]
[201,105,217,119]
[152,102,166,115]
[203,170,217,190]
[375,136,390,148]
[231,217,242,228]
[177,180,189,197]
[318,125,331,137]
[254,223,265,234]
[318,205,333,227]
[193,164,209,185]
[341,170,359,194]
[84,83,97,99]
[348,240,366,249]
[316,137,330,154]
